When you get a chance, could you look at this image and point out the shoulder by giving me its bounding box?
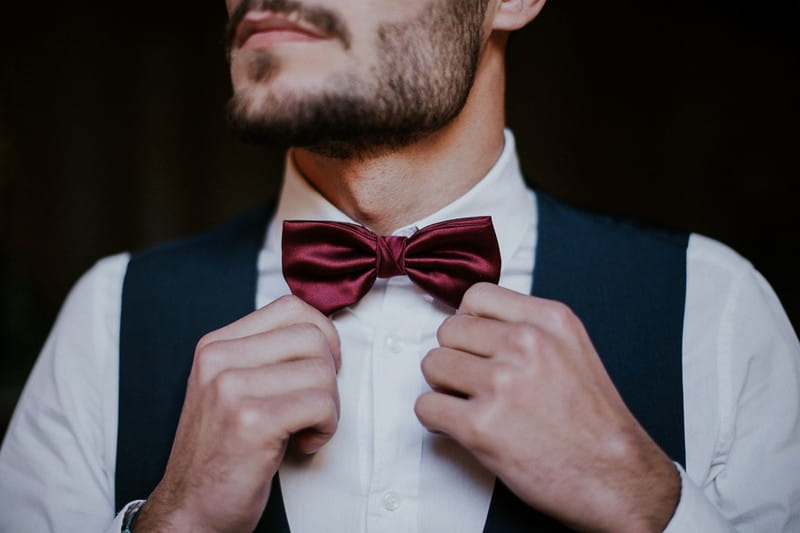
[687,233,754,281]
[36,253,131,389]
[685,232,792,334]
[685,232,797,349]
[59,252,130,337]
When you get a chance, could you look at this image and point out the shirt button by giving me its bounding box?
[385,335,403,354]
[382,491,401,511]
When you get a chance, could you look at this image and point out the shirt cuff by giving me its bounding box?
[105,500,145,533]
[663,464,734,533]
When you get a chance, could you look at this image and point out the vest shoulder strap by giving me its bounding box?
[484,192,689,533]
[533,192,688,462]
[115,205,281,522]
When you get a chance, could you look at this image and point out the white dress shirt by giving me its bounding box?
[1,131,799,533]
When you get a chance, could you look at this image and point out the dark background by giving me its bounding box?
[1,2,798,439]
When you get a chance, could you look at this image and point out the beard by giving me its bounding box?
[226,0,489,159]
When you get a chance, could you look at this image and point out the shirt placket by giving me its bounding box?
[364,273,431,533]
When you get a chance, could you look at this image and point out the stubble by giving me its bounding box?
[227,0,489,159]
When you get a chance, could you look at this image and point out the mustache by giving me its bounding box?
[226,0,352,53]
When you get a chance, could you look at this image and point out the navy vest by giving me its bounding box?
[116,192,689,531]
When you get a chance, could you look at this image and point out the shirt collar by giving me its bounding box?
[266,129,533,271]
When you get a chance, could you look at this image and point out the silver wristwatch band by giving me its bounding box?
[121,500,145,533]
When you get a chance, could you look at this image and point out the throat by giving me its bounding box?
[290,129,504,235]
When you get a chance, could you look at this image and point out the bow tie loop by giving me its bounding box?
[282,216,501,315]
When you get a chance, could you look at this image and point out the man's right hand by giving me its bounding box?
[133,295,341,533]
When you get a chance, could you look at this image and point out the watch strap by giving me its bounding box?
[121,500,145,533]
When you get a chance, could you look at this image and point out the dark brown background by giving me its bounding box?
[1,2,798,439]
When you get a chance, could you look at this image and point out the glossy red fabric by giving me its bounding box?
[282,217,502,315]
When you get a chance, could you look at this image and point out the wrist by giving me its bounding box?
[642,460,681,532]
[619,449,682,533]
[597,431,681,533]
[131,489,201,532]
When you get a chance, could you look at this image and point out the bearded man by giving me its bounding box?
[1,0,799,532]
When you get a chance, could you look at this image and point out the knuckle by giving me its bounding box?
[233,401,262,433]
[464,406,496,449]
[193,341,226,384]
[296,322,327,347]
[420,352,435,376]
[547,300,577,328]
[305,358,336,388]
[276,294,311,316]
[436,315,462,344]
[461,282,492,308]
[195,331,218,352]
[210,370,240,403]
[413,393,442,429]
[421,348,449,379]
[413,394,432,422]
[506,324,538,353]
[435,317,452,344]
[488,363,517,395]
[307,389,338,419]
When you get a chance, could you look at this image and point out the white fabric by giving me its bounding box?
[1,131,799,532]
[268,131,533,533]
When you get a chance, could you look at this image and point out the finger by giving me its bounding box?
[459,282,575,331]
[193,323,337,386]
[198,295,341,366]
[265,389,340,455]
[421,347,489,397]
[234,388,339,455]
[436,313,523,357]
[414,391,472,441]
[210,359,339,407]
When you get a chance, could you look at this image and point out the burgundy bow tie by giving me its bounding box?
[281,216,502,315]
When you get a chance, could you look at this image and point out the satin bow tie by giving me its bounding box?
[281,216,502,315]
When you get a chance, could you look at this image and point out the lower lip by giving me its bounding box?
[242,30,322,49]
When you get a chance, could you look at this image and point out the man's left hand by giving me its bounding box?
[415,283,680,533]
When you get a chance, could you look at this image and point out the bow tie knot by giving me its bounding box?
[376,236,408,278]
[282,217,502,315]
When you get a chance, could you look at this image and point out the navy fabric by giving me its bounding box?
[482,193,688,532]
[115,205,290,531]
[116,192,688,532]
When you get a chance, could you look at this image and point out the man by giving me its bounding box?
[1,0,798,531]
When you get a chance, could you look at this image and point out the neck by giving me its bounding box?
[291,34,508,236]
